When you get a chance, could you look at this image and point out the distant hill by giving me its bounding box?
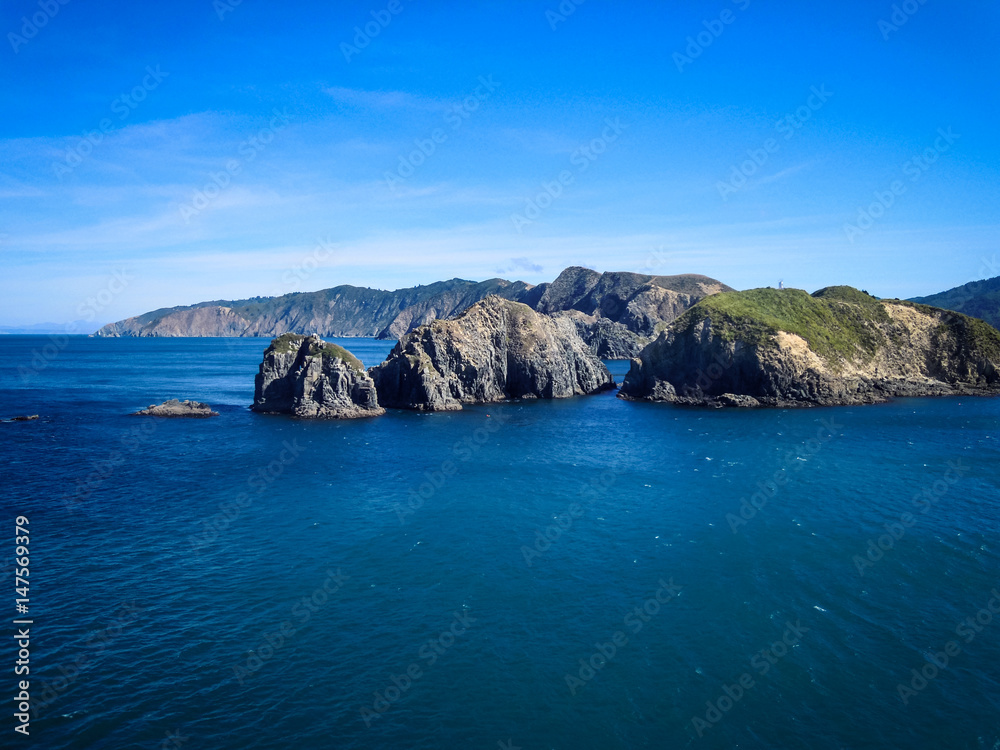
[910,276,1000,330]
[96,278,533,339]
[95,267,734,355]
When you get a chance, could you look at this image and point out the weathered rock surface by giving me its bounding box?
[252,334,384,419]
[620,286,1000,408]
[132,399,219,417]
[370,296,615,411]
[94,267,733,357]
[553,311,644,359]
[531,267,734,357]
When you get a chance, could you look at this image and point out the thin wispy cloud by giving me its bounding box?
[322,86,444,112]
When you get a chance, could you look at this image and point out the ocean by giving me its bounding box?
[1,335,998,749]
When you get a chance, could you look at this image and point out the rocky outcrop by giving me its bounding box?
[132,400,219,417]
[530,267,734,357]
[93,268,733,356]
[370,296,615,411]
[2,414,39,423]
[620,286,1000,408]
[252,334,384,419]
[553,311,644,359]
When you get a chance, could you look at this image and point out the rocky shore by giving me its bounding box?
[252,333,385,419]
[619,286,1000,407]
[132,400,219,417]
[369,296,616,411]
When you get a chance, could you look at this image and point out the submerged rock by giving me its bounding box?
[252,333,384,419]
[3,414,39,423]
[620,286,1000,408]
[370,296,616,411]
[132,400,219,417]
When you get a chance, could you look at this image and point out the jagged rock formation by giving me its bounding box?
[132,399,219,417]
[620,286,1000,408]
[369,296,615,411]
[93,268,732,358]
[554,311,644,359]
[252,334,384,419]
[96,279,532,339]
[910,275,1000,330]
[530,267,733,357]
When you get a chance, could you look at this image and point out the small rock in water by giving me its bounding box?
[132,399,219,417]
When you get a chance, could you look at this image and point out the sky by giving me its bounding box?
[1,0,998,328]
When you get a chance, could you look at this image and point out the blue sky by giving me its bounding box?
[1,0,998,327]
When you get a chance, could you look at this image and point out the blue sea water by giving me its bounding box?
[1,335,999,750]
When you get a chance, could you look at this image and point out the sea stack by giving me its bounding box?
[369,295,615,411]
[619,286,1000,407]
[252,333,384,419]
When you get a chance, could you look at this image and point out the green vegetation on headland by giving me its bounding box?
[673,285,1000,369]
[910,275,1000,330]
[673,287,889,365]
[267,333,364,372]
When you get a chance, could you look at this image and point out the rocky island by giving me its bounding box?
[132,399,219,417]
[252,333,385,419]
[369,296,615,411]
[619,286,1000,407]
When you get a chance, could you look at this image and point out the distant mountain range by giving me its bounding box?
[95,267,733,357]
[909,276,1000,330]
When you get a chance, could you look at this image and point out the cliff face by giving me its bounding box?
[369,296,615,411]
[252,334,384,419]
[97,279,532,339]
[531,267,733,357]
[93,268,733,359]
[620,286,1000,407]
